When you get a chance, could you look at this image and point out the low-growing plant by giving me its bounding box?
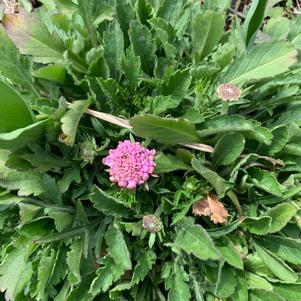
[1,0,301,300]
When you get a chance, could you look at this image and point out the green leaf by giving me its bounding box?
[191,158,229,197]
[257,235,301,265]
[215,264,237,298]
[67,239,82,285]
[273,283,301,301]
[89,257,124,295]
[65,274,94,301]
[36,249,57,300]
[0,237,33,301]
[193,10,224,62]
[129,20,156,74]
[103,20,124,79]
[78,0,103,47]
[105,222,132,270]
[216,237,243,270]
[130,115,200,144]
[249,289,284,301]
[45,208,74,232]
[121,45,141,93]
[131,250,156,285]
[198,115,272,145]
[242,0,268,46]
[0,80,34,133]
[90,186,131,217]
[0,153,44,196]
[174,218,221,261]
[264,17,291,41]
[0,119,50,151]
[213,133,245,167]
[254,242,298,283]
[246,272,273,291]
[248,168,283,197]
[224,41,298,84]
[207,218,245,238]
[61,99,92,146]
[3,13,65,64]
[162,69,191,101]
[265,203,297,233]
[243,216,272,235]
[0,27,38,95]
[33,63,66,84]
[156,0,183,23]
[232,271,248,301]
[164,262,191,301]
[260,126,289,155]
[155,153,190,173]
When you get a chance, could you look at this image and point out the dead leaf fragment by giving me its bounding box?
[192,193,228,224]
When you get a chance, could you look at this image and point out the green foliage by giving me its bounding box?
[1,1,301,300]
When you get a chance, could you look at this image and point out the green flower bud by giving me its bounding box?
[80,137,97,164]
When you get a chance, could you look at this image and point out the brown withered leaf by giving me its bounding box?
[192,193,228,224]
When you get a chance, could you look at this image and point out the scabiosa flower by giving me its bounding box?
[142,215,162,233]
[103,140,156,189]
[217,83,241,101]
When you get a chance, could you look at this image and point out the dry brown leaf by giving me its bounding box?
[192,193,228,224]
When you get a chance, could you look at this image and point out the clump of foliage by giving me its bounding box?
[1,0,301,300]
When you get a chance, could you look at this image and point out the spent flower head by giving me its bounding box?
[217,83,241,101]
[142,215,162,233]
[103,140,156,189]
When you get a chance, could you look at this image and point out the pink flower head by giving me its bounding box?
[103,140,156,189]
[217,83,241,101]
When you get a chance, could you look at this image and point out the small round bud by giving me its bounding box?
[142,215,162,233]
[80,138,97,164]
[217,83,241,101]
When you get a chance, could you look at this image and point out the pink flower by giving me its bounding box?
[103,140,156,189]
[217,83,241,101]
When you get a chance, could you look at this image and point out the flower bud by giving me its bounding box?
[142,215,162,233]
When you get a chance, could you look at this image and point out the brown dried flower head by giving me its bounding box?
[142,215,162,233]
[192,193,228,224]
[217,83,241,101]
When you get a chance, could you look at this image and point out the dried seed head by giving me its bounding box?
[142,215,162,233]
[217,83,241,101]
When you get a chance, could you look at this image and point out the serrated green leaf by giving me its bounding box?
[254,242,298,283]
[265,203,297,233]
[224,41,297,84]
[193,10,224,63]
[121,45,141,93]
[0,27,38,96]
[162,69,191,101]
[33,63,66,84]
[130,115,200,144]
[213,133,245,167]
[66,239,82,285]
[36,248,57,300]
[90,186,131,217]
[246,272,273,291]
[61,99,92,146]
[174,218,221,260]
[0,237,33,301]
[104,20,124,79]
[45,208,74,232]
[3,13,65,64]
[131,250,156,285]
[129,20,156,74]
